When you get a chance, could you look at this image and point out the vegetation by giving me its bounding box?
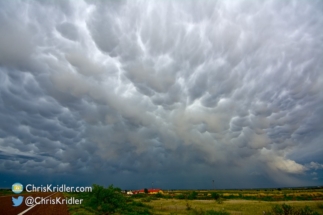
[188,191,198,200]
[155,192,164,198]
[158,187,323,201]
[65,184,152,215]
[268,203,321,215]
[64,186,323,214]
[186,201,192,210]
[145,199,323,215]
[188,208,230,215]
[185,201,230,215]
[216,197,224,204]
[211,192,220,200]
[0,189,14,196]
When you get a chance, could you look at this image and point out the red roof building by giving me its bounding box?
[132,188,163,195]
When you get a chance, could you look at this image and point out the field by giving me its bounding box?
[144,188,323,214]
[146,199,323,215]
[162,188,323,201]
[65,186,323,215]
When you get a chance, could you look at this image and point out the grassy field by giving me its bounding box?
[64,187,323,215]
[163,188,323,201]
[146,199,323,215]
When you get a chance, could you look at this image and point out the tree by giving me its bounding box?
[88,184,126,213]
[188,191,198,200]
[144,188,149,194]
[156,192,163,198]
[86,184,152,214]
[211,192,220,200]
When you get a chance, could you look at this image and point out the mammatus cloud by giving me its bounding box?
[0,0,322,188]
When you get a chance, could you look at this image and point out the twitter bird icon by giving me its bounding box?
[12,196,23,207]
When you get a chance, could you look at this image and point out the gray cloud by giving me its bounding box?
[0,0,322,189]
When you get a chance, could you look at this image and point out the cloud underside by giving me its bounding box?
[0,0,323,188]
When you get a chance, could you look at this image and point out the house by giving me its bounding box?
[147,189,163,194]
[132,188,163,195]
[126,190,133,195]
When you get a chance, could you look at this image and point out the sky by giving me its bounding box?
[0,0,323,190]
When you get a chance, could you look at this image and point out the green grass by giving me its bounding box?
[63,186,323,214]
[64,184,152,215]
[161,188,323,201]
[64,192,97,215]
[0,189,13,196]
[146,199,323,215]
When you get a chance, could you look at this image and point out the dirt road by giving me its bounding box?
[0,192,69,215]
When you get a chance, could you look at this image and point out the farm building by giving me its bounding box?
[132,189,163,195]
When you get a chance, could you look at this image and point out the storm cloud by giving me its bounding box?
[0,0,323,189]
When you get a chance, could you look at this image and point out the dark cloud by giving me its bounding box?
[0,0,322,189]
